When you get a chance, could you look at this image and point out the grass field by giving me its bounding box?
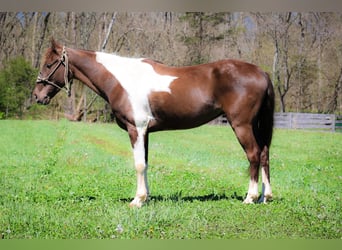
[0,120,341,239]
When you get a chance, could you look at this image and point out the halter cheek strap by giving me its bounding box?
[36,46,73,97]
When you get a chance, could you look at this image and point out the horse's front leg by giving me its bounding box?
[128,125,149,208]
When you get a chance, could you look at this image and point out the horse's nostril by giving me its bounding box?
[34,94,42,104]
[42,95,50,105]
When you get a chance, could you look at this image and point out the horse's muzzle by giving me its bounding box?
[34,94,50,105]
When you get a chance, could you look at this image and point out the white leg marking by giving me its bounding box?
[243,179,259,204]
[260,167,272,203]
[130,125,149,208]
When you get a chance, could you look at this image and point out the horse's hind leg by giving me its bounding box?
[260,145,272,203]
[231,124,261,204]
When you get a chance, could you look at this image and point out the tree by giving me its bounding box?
[0,56,38,118]
[312,13,342,113]
[258,12,299,112]
[179,12,231,65]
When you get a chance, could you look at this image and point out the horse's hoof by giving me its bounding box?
[129,200,143,208]
[129,195,147,208]
[263,194,273,204]
[243,194,258,204]
[243,198,255,204]
[129,201,143,208]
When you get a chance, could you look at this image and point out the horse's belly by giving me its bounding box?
[150,107,223,131]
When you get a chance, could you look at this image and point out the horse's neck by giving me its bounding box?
[69,48,111,101]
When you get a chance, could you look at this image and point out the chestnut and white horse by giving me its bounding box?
[33,39,275,207]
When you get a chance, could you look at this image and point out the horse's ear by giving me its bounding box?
[50,37,61,53]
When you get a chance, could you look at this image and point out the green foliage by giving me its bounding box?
[0,120,341,239]
[24,104,50,120]
[0,56,38,118]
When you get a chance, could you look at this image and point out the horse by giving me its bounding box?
[33,39,275,207]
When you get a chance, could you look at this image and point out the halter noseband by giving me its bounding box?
[36,46,73,97]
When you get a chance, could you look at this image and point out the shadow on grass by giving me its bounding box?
[74,192,281,204]
[119,191,245,204]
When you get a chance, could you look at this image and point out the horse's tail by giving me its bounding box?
[256,72,275,149]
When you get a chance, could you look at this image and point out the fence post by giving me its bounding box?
[332,114,336,132]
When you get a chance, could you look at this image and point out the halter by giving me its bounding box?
[36,46,73,97]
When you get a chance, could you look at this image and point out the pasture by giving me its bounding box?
[0,120,341,239]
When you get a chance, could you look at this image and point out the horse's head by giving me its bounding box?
[33,39,72,105]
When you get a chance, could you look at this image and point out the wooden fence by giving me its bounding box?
[210,112,342,132]
[274,113,337,131]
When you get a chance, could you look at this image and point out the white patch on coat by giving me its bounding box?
[95,52,177,127]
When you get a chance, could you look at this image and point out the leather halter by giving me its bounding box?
[36,46,73,97]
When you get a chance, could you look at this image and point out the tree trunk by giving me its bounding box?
[34,12,50,68]
[64,12,77,117]
[328,67,342,113]
[101,12,116,51]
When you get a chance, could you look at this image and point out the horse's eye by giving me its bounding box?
[46,60,58,69]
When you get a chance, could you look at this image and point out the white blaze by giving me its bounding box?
[95,52,177,126]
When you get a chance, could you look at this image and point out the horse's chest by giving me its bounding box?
[96,52,177,126]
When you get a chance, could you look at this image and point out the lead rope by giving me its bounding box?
[62,46,73,97]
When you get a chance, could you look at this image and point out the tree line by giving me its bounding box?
[0,12,341,120]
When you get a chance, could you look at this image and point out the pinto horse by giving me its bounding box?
[33,39,275,207]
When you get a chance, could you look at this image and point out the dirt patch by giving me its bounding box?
[86,135,131,157]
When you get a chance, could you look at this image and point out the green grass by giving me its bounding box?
[0,120,341,239]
